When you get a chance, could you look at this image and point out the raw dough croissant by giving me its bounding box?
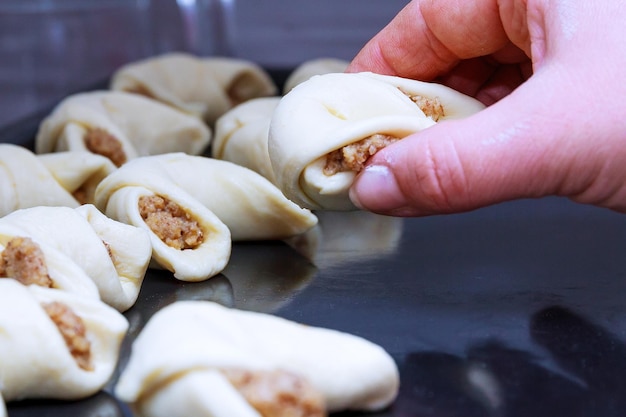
[35,91,211,166]
[2,205,152,311]
[0,222,100,298]
[0,280,128,402]
[115,301,399,417]
[268,72,485,210]
[0,144,80,216]
[95,153,317,242]
[94,155,232,282]
[212,96,280,184]
[110,52,277,125]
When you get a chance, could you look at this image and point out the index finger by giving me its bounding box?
[347,0,521,80]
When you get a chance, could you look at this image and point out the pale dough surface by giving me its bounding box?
[36,90,211,160]
[212,96,281,185]
[115,301,399,415]
[110,52,277,125]
[282,57,349,94]
[0,144,79,216]
[0,280,128,401]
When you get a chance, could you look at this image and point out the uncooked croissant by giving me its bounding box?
[268,72,485,210]
[115,301,399,417]
[110,52,277,125]
[2,205,152,312]
[35,91,211,166]
[95,153,317,242]
[0,280,128,402]
[94,155,232,282]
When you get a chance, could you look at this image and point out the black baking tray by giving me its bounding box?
[3,70,626,417]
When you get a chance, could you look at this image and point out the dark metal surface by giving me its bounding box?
[3,77,626,416]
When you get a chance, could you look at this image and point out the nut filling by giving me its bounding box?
[138,195,204,250]
[42,301,93,371]
[0,236,53,287]
[401,90,445,122]
[222,368,325,417]
[323,93,445,176]
[324,134,400,175]
[83,127,127,167]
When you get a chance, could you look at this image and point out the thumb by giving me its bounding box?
[349,76,626,216]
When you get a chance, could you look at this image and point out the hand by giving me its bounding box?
[346,0,626,216]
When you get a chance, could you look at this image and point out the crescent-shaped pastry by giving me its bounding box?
[35,91,211,166]
[0,280,128,402]
[94,157,232,282]
[268,72,486,210]
[0,144,79,216]
[95,153,317,241]
[110,52,277,125]
[115,301,399,417]
[0,222,100,298]
[37,151,116,205]
[282,57,349,94]
[212,96,280,184]
[2,205,151,312]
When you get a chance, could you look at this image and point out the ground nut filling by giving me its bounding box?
[324,134,400,175]
[323,93,445,176]
[222,368,325,417]
[83,127,127,167]
[42,301,93,371]
[0,236,53,287]
[138,195,204,250]
[401,90,445,122]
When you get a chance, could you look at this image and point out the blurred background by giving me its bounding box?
[0,0,408,127]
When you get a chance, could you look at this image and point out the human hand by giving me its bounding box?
[346,0,626,216]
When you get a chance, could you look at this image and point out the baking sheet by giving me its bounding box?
[3,73,626,416]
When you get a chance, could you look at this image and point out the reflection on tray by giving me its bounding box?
[393,306,626,416]
[223,241,318,313]
[7,390,124,417]
[285,211,404,269]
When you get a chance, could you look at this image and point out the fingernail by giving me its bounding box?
[350,164,402,210]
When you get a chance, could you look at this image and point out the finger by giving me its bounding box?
[348,74,626,216]
[346,0,528,80]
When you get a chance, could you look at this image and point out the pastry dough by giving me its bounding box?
[0,144,79,216]
[268,72,485,210]
[37,151,116,205]
[0,280,128,402]
[115,301,399,416]
[95,153,317,242]
[283,57,349,94]
[212,96,280,184]
[94,155,232,282]
[110,52,277,125]
[0,222,100,298]
[35,91,211,166]
[1,205,151,311]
